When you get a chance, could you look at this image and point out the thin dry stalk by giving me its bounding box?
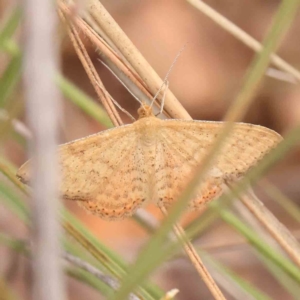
[23,0,66,299]
[58,1,155,110]
[160,207,226,300]
[240,188,300,267]
[62,220,156,299]
[266,68,297,84]
[5,112,163,253]
[186,0,300,82]
[53,2,299,297]
[199,254,258,300]
[233,201,284,252]
[64,252,140,300]
[0,109,32,139]
[159,289,179,300]
[85,0,191,120]
[58,7,122,126]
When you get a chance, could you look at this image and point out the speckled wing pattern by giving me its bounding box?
[17,115,282,220]
[60,125,155,220]
[154,120,282,210]
[17,125,150,220]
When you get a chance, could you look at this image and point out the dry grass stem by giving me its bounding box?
[0,109,32,139]
[85,0,191,120]
[240,188,300,267]
[63,252,140,300]
[134,209,160,231]
[58,6,122,126]
[160,207,226,300]
[3,1,299,299]
[159,289,179,300]
[105,93,136,121]
[233,201,284,252]
[58,1,155,111]
[200,254,257,300]
[62,221,153,299]
[23,0,66,299]
[186,0,300,82]
[266,68,297,84]
[62,221,123,280]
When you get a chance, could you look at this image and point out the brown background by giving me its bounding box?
[1,1,300,299]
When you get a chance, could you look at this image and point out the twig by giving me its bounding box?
[63,252,140,300]
[259,179,300,223]
[266,68,297,84]
[58,1,154,107]
[23,0,66,299]
[233,201,284,253]
[95,80,136,121]
[160,207,226,300]
[85,0,191,120]
[240,188,300,268]
[134,209,160,232]
[62,219,154,300]
[186,0,300,82]
[0,109,32,139]
[159,289,179,300]
[58,6,122,126]
[199,251,260,300]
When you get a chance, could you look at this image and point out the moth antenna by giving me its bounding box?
[98,59,143,105]
[150,43,187,111]
[109,96,136,122]
[155,80,169,117]
[95,80,136,121]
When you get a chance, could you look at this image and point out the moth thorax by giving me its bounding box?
[137,104,154,119]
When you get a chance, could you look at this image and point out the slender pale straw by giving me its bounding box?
[23,0,66,300]
[150,45,186,109]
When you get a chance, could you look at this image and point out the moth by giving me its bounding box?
[17,103,282,220]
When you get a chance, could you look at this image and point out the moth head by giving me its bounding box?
[137,103,154,119]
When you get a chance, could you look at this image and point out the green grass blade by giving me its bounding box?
[260,181,300,223]
[217,124,300,212]
[110,1,300,298]
[0,181,29,223]
[0,8,22,107]
[57,75,113,128]
[223,0,300,123]
[256,252,300,299]
[0,54,22,108]
[0,233,117,297]
[62,211,162,300]
[210,202,300,282]
[0,7,21,55]
[0,233,28,254]
[200,251,272,300]
[62,210,128,275]
[66,268,114,297]
[0,158,163,300]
